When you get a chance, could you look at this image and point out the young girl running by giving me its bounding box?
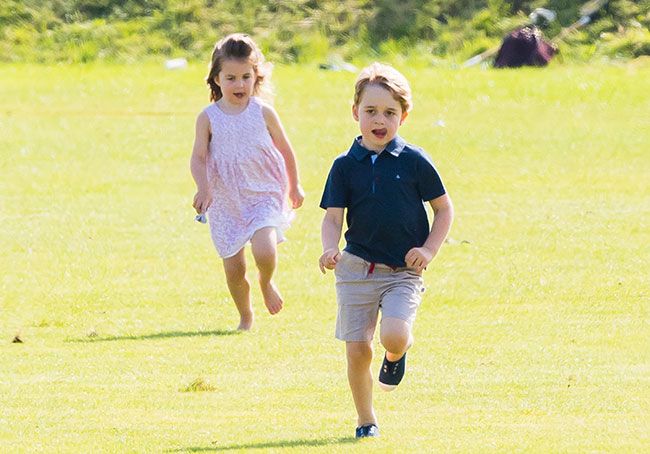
[190,33,304,330]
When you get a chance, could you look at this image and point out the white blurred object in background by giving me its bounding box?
[165,58,188,70]
[529,8,556,25]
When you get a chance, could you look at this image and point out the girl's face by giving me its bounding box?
[214,58,256,107]
[352,84,408,152]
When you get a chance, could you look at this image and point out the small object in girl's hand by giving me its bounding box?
[195,213,207,223]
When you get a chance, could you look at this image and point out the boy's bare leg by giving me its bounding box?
[251,227,283,315]
[346,341,377,426]
[380,317,412,360]
[222,248,253,330]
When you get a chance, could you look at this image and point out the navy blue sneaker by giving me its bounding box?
[355,423,379,438]
[378,352,406,392]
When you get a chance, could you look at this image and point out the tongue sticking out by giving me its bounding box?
[372,128,387,138]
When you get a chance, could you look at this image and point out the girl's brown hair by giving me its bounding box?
[353,62,412,113]
[206,33,268,102]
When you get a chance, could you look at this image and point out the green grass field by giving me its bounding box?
[1,61,649,452]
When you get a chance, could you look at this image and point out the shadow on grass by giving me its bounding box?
[168,436,357,452]
[67,329,240,343]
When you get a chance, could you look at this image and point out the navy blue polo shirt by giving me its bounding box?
[320,135,446,267]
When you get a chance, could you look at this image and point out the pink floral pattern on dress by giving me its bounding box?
[204,97,292,258]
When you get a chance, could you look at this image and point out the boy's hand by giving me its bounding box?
[289,184,305,209]
[405,247,435,273]
[319,248,341,274]
[193,190,213,214]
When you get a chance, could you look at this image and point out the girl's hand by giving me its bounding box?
[289,184,305,209]
[193,190,213,214]
[404,247,435,273]
[319,248,341,274]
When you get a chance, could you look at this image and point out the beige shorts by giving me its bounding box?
[334,251,425,342]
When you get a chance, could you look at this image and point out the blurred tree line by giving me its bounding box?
[1,0,648,63]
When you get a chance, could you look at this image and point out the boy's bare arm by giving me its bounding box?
[405,194,454,271]
[423,193,454,255]
[319,207,345,273]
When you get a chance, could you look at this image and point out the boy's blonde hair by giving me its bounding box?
[353,63,412,113]
[206,33,270,102]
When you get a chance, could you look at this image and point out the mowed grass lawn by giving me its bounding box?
[1,61,648,452]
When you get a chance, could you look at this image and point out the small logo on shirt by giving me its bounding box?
[395,174,401,179]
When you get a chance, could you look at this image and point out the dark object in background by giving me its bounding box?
[494,26,557,68]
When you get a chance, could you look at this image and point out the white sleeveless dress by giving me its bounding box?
[204,97,291,258]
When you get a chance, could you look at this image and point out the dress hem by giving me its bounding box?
[217,223,288,259]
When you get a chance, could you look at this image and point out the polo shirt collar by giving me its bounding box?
[348,135,407,161]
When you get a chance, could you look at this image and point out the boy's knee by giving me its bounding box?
[381,334,411,354]
[380,320,412,354]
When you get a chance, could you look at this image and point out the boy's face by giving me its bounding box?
[353,84,408,152]
[214,58,256,107]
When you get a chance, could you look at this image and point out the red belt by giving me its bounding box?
[367,262,400,274]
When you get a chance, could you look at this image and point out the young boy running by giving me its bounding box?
[318,62,454,438]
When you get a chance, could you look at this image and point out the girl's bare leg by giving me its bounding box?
[222,248,253,330]
[251,227,283,315]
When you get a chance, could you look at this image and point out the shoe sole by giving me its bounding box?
[378,381,397,392]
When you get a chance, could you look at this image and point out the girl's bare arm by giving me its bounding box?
[190,111,212,214]
[262,104,304,208]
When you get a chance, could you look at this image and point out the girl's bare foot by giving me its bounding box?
[260,281,283,315]
[237,311,254,331]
